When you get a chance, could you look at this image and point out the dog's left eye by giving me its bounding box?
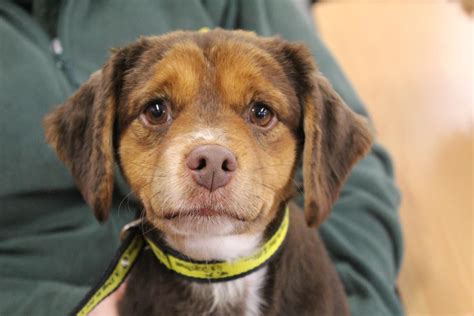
[249,102,276,128]
[142,99,170,125]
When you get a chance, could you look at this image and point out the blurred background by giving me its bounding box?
[311,0,473,315]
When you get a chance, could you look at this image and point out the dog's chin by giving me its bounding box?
[163,215,246,236]
[147,199,264,236]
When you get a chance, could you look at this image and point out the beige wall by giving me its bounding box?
[314,1,473,315]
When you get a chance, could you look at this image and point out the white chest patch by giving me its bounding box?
[166,233,267,315]
[177,233,263,261]
[192,267,267,316]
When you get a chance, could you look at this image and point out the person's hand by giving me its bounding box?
[89,282,127,316]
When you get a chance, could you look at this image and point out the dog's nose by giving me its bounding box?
[186,145,237,192]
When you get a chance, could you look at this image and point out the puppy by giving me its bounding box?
[44,30,372,315]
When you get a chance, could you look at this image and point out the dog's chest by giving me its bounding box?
[179,233,267,315]
[116,233,270,315]
[191,267,267,316]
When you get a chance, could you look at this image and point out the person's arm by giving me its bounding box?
[212,1,404,314]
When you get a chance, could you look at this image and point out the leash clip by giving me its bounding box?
[120,219,142,241]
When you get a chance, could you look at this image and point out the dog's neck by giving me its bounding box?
[164,231,263,261]
[161,206,285,262]
[162,224,269,316]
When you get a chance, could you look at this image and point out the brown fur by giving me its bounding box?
[44,30,372,315]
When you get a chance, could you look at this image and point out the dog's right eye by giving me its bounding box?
[141,99,170,126]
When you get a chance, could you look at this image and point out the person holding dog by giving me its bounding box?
[0,1,404,315]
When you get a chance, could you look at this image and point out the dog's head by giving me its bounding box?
[44,30,372,238]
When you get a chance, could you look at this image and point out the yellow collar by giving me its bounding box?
[145,206,290,282]
[73,206,289,316]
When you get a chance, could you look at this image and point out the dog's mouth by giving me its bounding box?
[163,208,245,221]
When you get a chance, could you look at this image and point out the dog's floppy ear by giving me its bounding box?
[44,39,149,222]
[302,73,373,227]
[276,42,373,227]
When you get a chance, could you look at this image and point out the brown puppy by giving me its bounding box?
[44,30,372,315]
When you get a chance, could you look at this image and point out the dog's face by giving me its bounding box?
[119,35,301,236]
[44,30,372,238]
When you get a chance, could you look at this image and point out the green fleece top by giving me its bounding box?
[0,0,404,315]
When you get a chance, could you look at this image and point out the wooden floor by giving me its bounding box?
[313,1,473,315]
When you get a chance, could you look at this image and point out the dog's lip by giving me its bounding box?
[163,208,244,221]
